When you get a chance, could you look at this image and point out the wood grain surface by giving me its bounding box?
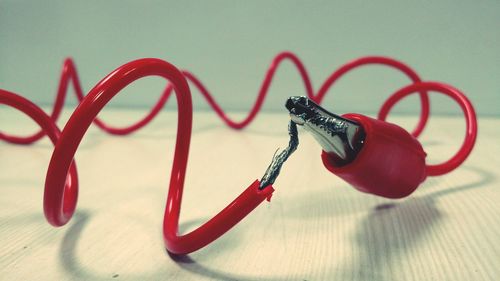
[1,110,498,280]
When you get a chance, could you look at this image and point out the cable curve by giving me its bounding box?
[0,90,79,217]
[0,52,477,255]
[378,81,477,176]
[0,51,429,144]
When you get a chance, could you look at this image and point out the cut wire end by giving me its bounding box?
[259,121,299,189]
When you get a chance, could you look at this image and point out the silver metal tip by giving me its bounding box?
[259,121,299,189]
[285,96,365,165]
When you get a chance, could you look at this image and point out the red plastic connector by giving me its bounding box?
[321,80,477,199]
[321,113,427,199]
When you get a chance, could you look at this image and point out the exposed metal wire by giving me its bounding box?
[259,120,299,189]
[286,96,365,164]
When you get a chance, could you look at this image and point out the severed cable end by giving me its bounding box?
[285,96,365,165]
[259,121,299,189]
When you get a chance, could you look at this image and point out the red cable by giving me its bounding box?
[0,51,428,143]
[0,52,477,255]
[0,89,79,216]
[38,58,276,254]
[378,81,477,176]
[315,56,430,137]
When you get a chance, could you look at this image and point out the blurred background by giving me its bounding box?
[0,0,498,116]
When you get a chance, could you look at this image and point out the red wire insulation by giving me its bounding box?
[378,81,477,176]
[0,90,79,216]
[40,58,277,255]
[0,52,429,143]
[0,52,477,255]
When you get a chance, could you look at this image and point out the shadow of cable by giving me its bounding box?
[345,197,442,280]
[169,251,291,281]
[59,214,284,281]
[168,218,279,281]
[57,165,493,280]
[341,165,494,280]
[59,210,184,281]
[425,166,494,199]
[59,211,109,281]
[170,218,292,281]
[169,253,265,281]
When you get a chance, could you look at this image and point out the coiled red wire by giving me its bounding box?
[0,52,477,254]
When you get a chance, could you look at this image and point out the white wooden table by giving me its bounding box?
[1,109,499,280]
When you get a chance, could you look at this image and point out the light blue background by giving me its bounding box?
[1,0,498,116]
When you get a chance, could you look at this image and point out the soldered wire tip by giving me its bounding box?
[259,121,299,189]
[285,96,365,165]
